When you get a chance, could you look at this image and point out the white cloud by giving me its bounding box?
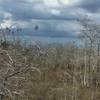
[1,19,30,28]
[33,4,50,14]
[43,0,60,7]
[33,2,61,16]
[1,20,14,28]
[58,0,81,6]
[51,9,61,15]
[43,0,81,8]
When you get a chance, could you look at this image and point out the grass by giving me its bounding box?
[0,40,100,100]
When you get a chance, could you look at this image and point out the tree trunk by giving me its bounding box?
[0,95,4,100]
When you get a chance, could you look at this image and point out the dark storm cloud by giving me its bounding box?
[0,0,100,21]
[0,0,71,21]
[0,0,40,21]
[0,0,100,38]
[79,0,100,12]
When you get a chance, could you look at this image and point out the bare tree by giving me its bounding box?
[78,15,100,100]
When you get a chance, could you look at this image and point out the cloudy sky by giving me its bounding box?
[0,0,100,40]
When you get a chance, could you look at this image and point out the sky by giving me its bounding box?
[0,0,100,42]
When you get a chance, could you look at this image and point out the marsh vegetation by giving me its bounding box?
[0,16,100,100]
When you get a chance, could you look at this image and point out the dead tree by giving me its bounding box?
[0,45,41,100]
[78,15,100,99]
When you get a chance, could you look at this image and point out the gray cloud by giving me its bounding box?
[78,0,100,13]
[0,0,78,21]
[0,0,100,38]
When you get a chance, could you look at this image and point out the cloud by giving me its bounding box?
[79,0,100,12]
[43,0,59,7]
[56,21,80,33]
[0,0,80,21]
[58,0,81,6]
[0,0,100,38]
